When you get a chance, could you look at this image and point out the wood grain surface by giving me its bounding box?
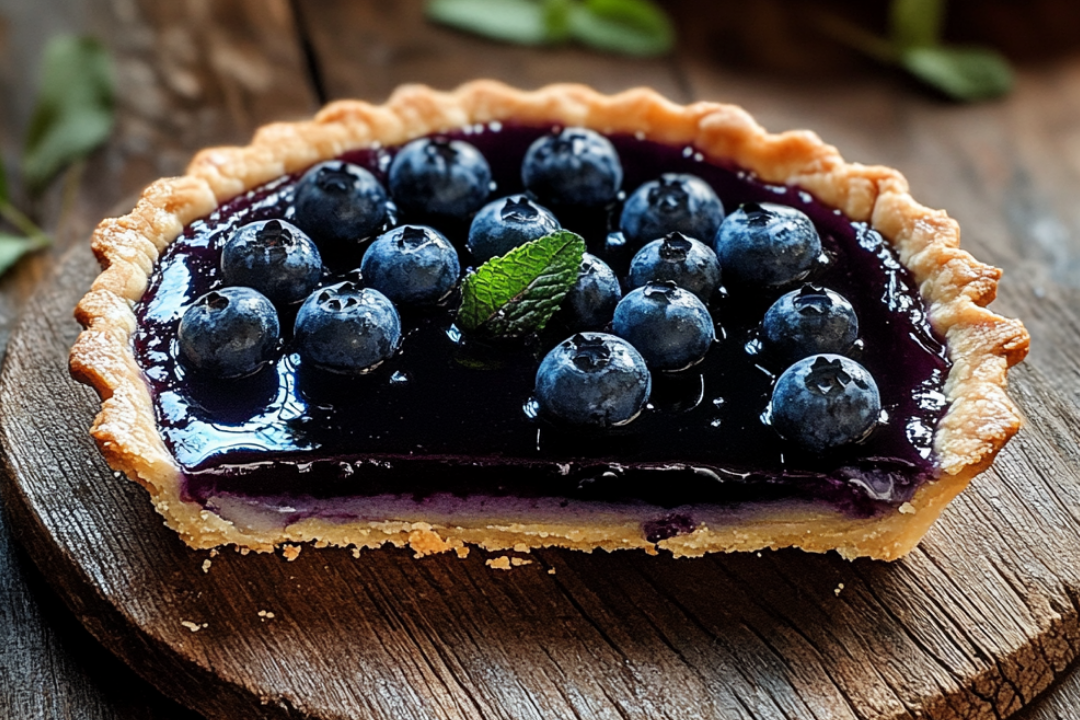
[3,0,1080,718]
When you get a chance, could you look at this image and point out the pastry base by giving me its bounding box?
[186,462,977,561]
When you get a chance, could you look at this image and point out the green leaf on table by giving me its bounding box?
[21,35,115,195]
[0,233,38,276]
[426,0,552,45]
[569,0,674,56]
[457,230,585,338]
[901,46,1013,101]
[889,0,944,48]
[542,0,574,42]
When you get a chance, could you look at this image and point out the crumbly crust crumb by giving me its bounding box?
[70,81,1029,561]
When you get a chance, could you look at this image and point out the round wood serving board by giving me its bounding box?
[1,243,1078,720]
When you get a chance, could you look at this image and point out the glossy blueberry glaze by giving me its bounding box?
[133,124,950,519]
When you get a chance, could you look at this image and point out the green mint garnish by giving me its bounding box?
[0,35,114,278]
[814,0,1013,102]
[425,0,674,57]
[23,36,115,195]
[457,230,585,338]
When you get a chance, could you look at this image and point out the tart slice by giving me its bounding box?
[70,81,1029,561]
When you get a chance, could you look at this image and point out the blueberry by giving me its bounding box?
[359,225,460,305]
[522,127,622,209]
[294,281,401,374]
[612,282,715,372]
[467,194,560,262]
[562,253,622,329]
[535,333,651,427]
[220,219,323,305]
[178,287,280,378]
[293,160,390,247]
[620,173,724,248]
[770,354,881,451]
[714,202,822,287]
[388,137,492,220]
[761,285,859,362]
[627,232,722,304]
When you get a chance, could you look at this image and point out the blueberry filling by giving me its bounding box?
[134,125,949,525]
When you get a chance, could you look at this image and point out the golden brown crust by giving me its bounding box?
[69,80,1029,561]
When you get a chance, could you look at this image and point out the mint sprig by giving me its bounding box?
[426,0,674,57]
[815,0,1012,102]
[22,36,114,195]
[0,35,114,277]
[457,230,585,338]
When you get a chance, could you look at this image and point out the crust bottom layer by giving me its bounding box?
[169,462,981,562]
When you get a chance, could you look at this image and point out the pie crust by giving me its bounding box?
[69,81,1029,561]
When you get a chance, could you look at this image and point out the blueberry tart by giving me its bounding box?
[70,81,1029,561]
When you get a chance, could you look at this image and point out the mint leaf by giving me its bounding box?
[22,36,115,195]
[543,0,573,42]
[889,0,944,48]
[0,234,38,276]
[901,46,1013,101]
[458,230,585,337]
[569,0,674,56]
[426,0,552,45]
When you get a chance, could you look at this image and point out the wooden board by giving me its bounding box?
[0,236,1078,720]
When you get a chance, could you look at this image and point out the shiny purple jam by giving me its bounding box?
[134,124,949,520]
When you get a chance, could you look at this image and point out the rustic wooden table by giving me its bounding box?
[2,1,1080,718]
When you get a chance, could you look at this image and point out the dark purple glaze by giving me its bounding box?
[133,124,949,520]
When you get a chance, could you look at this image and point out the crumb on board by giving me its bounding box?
[486,556,533,570]
[351,547,362,559]
[282,545,302,561]
[408,528,459,557]
[548,567,556,575]
[209,549,219,558]
[181,621,208,632]
[835,583,845,596]
[899,502,916,515]
[258,610,276,621]
[455,546,470,559]
[201,559,212,573]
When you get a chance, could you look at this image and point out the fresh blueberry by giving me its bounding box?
[535,332,651,427]
[562,253,622,329]
[359,225,460,305]
[627,232,722,304]
[220,219,323,305]
[613,281,716,372]
[762,285,859,362]
[178,287,280,378]
[522,127,622,209]
[292,160,390,247]
[714,202,822,287]
[467,194,560,262]
[388,137,492,220]
[770,354,881,451]
[294,281,401,374]
[620,173,724,248]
